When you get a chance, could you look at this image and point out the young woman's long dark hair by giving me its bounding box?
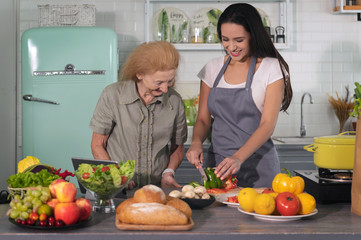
[217,3,292,112]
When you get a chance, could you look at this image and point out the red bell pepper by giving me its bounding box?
[222,175,238,190]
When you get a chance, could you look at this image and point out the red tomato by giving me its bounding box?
[121,176,127,185]
[82,172,90,179]
[92,167,96,173]
[275,192,300,216]
[101,166,110,172]
[262,188,275,193]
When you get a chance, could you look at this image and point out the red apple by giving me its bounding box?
[49,179,66,198]
[54,202,80,225]
[46,198,60,209]
[75,198,92,220]
[55,182,77,203]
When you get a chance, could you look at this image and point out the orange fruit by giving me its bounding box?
[297,192,316,215]
[238,188,259,212]
[254,193,276,215]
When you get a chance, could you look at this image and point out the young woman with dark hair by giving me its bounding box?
[186,3,292,188]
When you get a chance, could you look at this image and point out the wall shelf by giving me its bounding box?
[333,0,361,14]
[144,0,291,50]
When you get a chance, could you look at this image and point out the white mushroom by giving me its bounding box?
[182,185,195,193]
[184,190,196,199]
[168,190,182,198]
[194,186,207,196]
[201,193,211,199]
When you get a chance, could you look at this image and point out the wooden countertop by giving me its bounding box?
[1,198,361,240]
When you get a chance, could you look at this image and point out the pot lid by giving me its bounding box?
[314,132,355,145]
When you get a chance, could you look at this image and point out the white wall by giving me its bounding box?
[18,0,361,147]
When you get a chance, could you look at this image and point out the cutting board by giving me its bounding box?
[115,218,194,231]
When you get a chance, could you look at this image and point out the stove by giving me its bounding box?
[294,169,352,204]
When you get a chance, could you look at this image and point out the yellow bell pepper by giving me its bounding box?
[17,156,40,173]
[272,168,305,194]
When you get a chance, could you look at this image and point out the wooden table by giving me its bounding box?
[1,199,361,240]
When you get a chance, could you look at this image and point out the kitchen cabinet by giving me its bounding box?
[144,0,292,50]
[175,144,314,185]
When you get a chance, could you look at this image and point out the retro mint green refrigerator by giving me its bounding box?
[21,27,118,180]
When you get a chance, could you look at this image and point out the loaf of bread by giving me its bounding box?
[119,202,188,225]
[133,184,166,204]
[165,196,192,219]
[116,198,135,215]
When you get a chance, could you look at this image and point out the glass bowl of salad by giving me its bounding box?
[75,160,135,213]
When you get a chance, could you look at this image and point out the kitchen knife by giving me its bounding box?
[197,163,208,181]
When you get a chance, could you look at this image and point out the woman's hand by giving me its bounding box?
[186,143,204,168]
[214,156,242,180]
[161,173,182,188]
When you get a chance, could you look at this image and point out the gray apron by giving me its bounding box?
[205,56,280,188]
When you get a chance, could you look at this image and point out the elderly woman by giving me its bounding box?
[90,41,187,189]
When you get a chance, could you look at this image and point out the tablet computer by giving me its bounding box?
[71,157,119,194]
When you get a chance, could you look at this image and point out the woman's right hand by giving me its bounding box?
[186,143,204,168]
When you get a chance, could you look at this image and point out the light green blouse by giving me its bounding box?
[89,80,187,187]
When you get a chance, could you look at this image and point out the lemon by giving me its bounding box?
[38,204,53,217]
[254,193,276,215]
[17,156,40,173]
[238,188,259,212]
[297,192,316,215]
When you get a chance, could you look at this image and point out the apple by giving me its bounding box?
[29,212,39,221]
[49,179,66,198]
[75,198,92,221]
[275,192,300,216]
[46,198,60,209]
[54,202,80,225]
[55,182,77,203]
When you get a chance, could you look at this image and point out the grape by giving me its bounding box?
[41,189,50,196]
[14,195,21,201]
[15,202,22,210]
[24,201,32,208]
[24,195,33,202]
[9,200,16,208]
[33,200,42,208]
[40,195,49,203]
[20,211,29,220]
[20,205,28,212]
[26,189,33,196]
[31,190,41,198]
[9,210,20,219]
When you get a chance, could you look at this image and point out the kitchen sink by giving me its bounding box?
[272,136,314,145]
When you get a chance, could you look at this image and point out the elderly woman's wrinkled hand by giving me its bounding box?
[161,173,182,189]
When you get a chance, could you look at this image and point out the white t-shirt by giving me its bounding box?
[197,56,283,112]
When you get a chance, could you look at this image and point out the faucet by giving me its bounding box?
[300,92,314,137]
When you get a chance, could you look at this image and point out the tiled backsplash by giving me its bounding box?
[19,0,361,138]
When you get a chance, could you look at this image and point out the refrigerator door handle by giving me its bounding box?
[23,94,60,105]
